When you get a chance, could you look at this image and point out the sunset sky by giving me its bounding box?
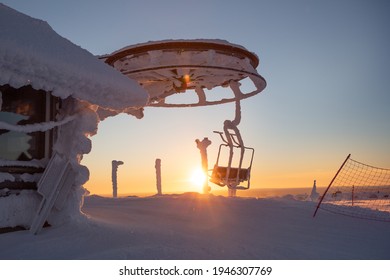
[4,0,390,195]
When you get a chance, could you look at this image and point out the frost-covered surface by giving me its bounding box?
[1,193,389,260]
[106,39,266,106]
[109,39,255,58]
[0,3,149,229]
[0,93,96,228]
[0,172,15,183]
[111,160,124,198]
[0,190,41,228]
[0,172,41,183]
[0,114,77,132]
[0,158,48,168]
[0,4,147,110]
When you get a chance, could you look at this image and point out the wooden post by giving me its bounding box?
[155,158,162,195]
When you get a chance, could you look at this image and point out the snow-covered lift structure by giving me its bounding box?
[102,39,266,108]
[102,40,267,196]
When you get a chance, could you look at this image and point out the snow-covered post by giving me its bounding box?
[195,137,212,194]
[155,158,162,195]
[112,160,124,198]
[310,179,319,201]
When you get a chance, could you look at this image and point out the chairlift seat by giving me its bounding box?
[210,165,250,186]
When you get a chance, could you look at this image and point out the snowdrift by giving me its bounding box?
[1,193,389,260]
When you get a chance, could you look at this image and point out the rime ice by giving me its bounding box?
[0,3,147,230]
[112,160,124,198]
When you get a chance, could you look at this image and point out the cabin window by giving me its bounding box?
[0,85,59,189]
[0,85,49,161]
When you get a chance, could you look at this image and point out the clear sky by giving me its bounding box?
[3,0,390,195]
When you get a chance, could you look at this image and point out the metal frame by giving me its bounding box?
[210,131,255,190]
[103,40,260,68]
[102,39,266,108]
[102,40,265,192]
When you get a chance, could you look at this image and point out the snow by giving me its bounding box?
[0,3,150,230]
[0,172,41,184]
[0,4,147,111]
[0,114,77,132]
[1,192,389,260]
[0,158,47,168]
[104,39,266,106]
[0,190,40,228]
[107,39,258,65]
[1,3,388,263]
[0,172,14,183]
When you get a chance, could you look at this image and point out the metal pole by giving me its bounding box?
[313,154,351,217]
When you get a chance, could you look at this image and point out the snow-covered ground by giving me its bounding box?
[1,192,389,260]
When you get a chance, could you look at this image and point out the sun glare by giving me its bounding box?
[190,168,207,188]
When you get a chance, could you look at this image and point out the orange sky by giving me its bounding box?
[81,106,341,196]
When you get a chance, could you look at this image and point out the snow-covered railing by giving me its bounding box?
[0,114,77,133]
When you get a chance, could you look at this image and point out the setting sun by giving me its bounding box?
[190,168,207,189]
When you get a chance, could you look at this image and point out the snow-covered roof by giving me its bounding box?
[0,4,147,110]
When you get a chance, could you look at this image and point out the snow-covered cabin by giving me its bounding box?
[0,4,147,232]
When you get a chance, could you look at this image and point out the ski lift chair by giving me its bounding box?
[210,130,254,190]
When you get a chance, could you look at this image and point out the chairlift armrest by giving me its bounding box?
[213,131,228,144]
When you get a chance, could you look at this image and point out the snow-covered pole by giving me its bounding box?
[195,137,212,194]
[155,158,162,195]
[222,81,244,197]
[112,160,124,198]
[310,179,319,201]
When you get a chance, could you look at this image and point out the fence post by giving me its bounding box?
[313,154,351,217]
